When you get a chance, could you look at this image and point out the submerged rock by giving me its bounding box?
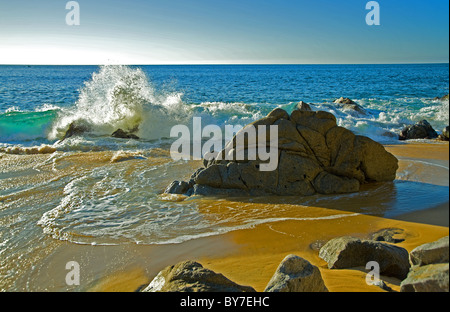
[165,108,398,197]
[369,228,405,244]
[318,236,410,280]
[264,254,328,292]
[141,261,256,292]
[399,120,438,140]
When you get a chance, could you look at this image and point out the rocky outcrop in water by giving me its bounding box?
[165,108,398,197]
[333,97,367,115]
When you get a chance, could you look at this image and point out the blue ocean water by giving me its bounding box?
[0,64,448,147]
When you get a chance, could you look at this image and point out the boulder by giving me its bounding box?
[111,129,140,140]
[165,109,398,197]
[318,236,410,280]
[399,120,438,140]
[409,236,449,267]
[264,255,328,292]
[142,261,256,292]
[400,263,449,292]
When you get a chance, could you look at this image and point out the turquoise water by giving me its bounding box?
[0,64,448,147]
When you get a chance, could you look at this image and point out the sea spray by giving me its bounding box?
[49,65,192,141]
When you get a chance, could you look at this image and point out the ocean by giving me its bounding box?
[0,64,449,291]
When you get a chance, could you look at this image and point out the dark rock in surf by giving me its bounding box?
[333,97,366,115]
[61,122,90,141]
[399,120,438,140]
[111,129,140,140]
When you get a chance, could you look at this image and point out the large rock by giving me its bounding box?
[318,236,410,280]
[409,236,449,266]
[264,255,328,292]
[142,261,256,292]
[400,263,449,292]
[399,120,438,140]
[165,109,398,197]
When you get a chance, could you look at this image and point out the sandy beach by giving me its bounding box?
[88,141,449,292]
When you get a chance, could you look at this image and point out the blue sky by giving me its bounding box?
[0,0,448,64]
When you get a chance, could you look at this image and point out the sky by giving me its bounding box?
[0,0,448,65]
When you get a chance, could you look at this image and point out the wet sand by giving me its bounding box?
[92,141,449,292]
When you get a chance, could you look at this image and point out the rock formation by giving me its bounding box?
[165,108,398,197]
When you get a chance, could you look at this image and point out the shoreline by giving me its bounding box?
[90,141,449,292]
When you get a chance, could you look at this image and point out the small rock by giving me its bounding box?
[369,228,405,244]
[264,255,328,292]
[400,263,449,292]
[318,236,410,279]
[142,261,256,292]
[164,181,191,195]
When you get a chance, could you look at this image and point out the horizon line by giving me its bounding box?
[1,62,449,66]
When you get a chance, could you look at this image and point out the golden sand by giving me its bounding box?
[92,142,449,292]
